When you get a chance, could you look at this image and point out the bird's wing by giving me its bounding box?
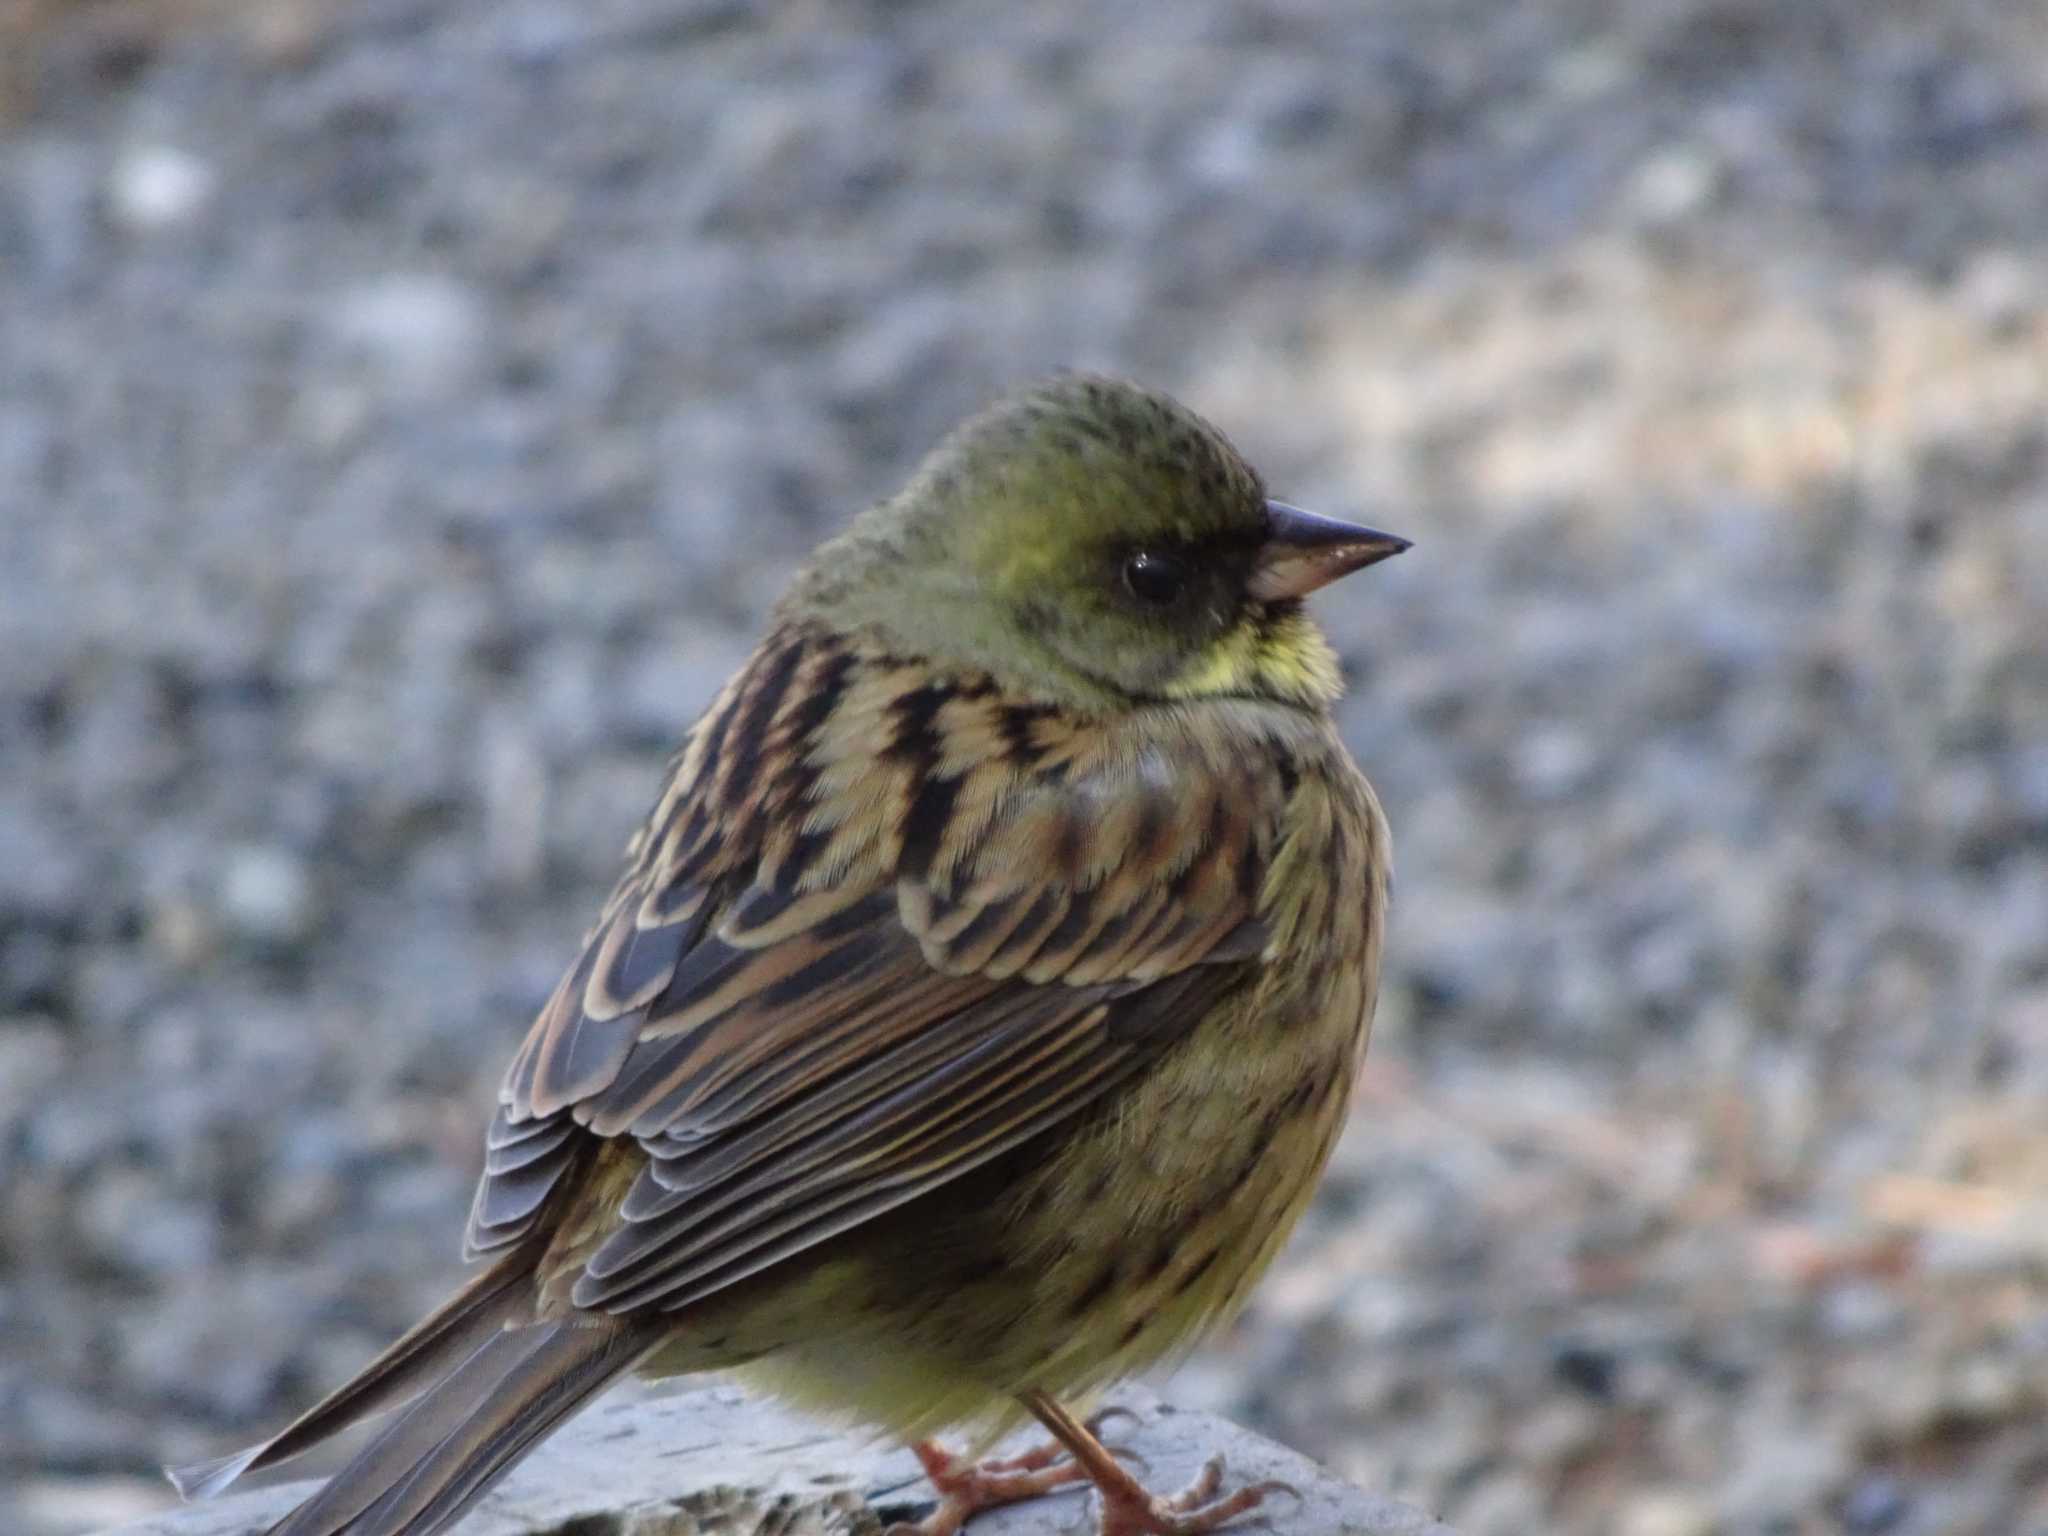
[466,622,1286,1316]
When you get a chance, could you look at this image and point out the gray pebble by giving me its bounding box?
[216,844,319,947]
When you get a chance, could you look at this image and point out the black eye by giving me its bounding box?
[1122,551,1190,606]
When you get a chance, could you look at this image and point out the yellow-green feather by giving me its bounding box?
[1162,606,1343,707]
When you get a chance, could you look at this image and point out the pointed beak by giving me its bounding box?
[1248,500,1412,601]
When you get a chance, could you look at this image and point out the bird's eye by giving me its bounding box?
[1122,551,1190,606]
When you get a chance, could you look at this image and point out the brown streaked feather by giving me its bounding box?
[463,619,1290,1319]
[575,962,1239,1313]
[591,917,995,1142]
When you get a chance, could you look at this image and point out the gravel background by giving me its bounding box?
[5,3,2048,1534]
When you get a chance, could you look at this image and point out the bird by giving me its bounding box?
[167,373,1407,1536]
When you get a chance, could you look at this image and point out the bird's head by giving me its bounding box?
[787,374,1408,710]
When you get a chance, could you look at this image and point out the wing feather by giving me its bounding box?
[463,621,1293,1317]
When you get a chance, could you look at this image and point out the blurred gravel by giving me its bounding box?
[4,3,2048,1534]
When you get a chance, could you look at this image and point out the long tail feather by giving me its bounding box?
[263,1319,643,1536]
[166,1241,542,1501]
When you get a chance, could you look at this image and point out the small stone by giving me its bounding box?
[106,143,218,233]
[327,272,489,400]
[1619,1489,1715,1536]
[217,844,319,947]
[1550,1340,1620,1400]
[1626,144,1723,226]
[1955,249,2042,337]
[1945,1355,2024,1422]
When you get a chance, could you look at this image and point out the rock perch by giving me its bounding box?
[108,1387,1454,1536]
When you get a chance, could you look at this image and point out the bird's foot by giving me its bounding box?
[1011,1392,1296,1536]
[884,1412,1143,1536]
[884,1437,1089,1536]
[1089,1453,1298,1536]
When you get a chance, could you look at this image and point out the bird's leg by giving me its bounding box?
[1017,1391,1297,1536]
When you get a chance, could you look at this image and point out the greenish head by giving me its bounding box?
[785,375,1408,710]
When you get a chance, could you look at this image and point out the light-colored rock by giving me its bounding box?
[113,1387,1455,1536]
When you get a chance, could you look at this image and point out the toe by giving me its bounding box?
[889,1438,1097,1534]
[1094,1457,1298,1536]
[1164,1456,1223,1509]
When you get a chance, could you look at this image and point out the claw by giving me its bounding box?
[1253,1478,1302,1508]
[1102,1460,1294,1536]
[1178,1457,1222,1506]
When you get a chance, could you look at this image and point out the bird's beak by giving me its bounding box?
[1248,500,1412,601]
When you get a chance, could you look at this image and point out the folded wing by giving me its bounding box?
[466,622,1285,1318]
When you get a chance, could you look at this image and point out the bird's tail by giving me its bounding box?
[259,1317,642,1536]
[167,1240,545,1502]
[167,1239,649,1536]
